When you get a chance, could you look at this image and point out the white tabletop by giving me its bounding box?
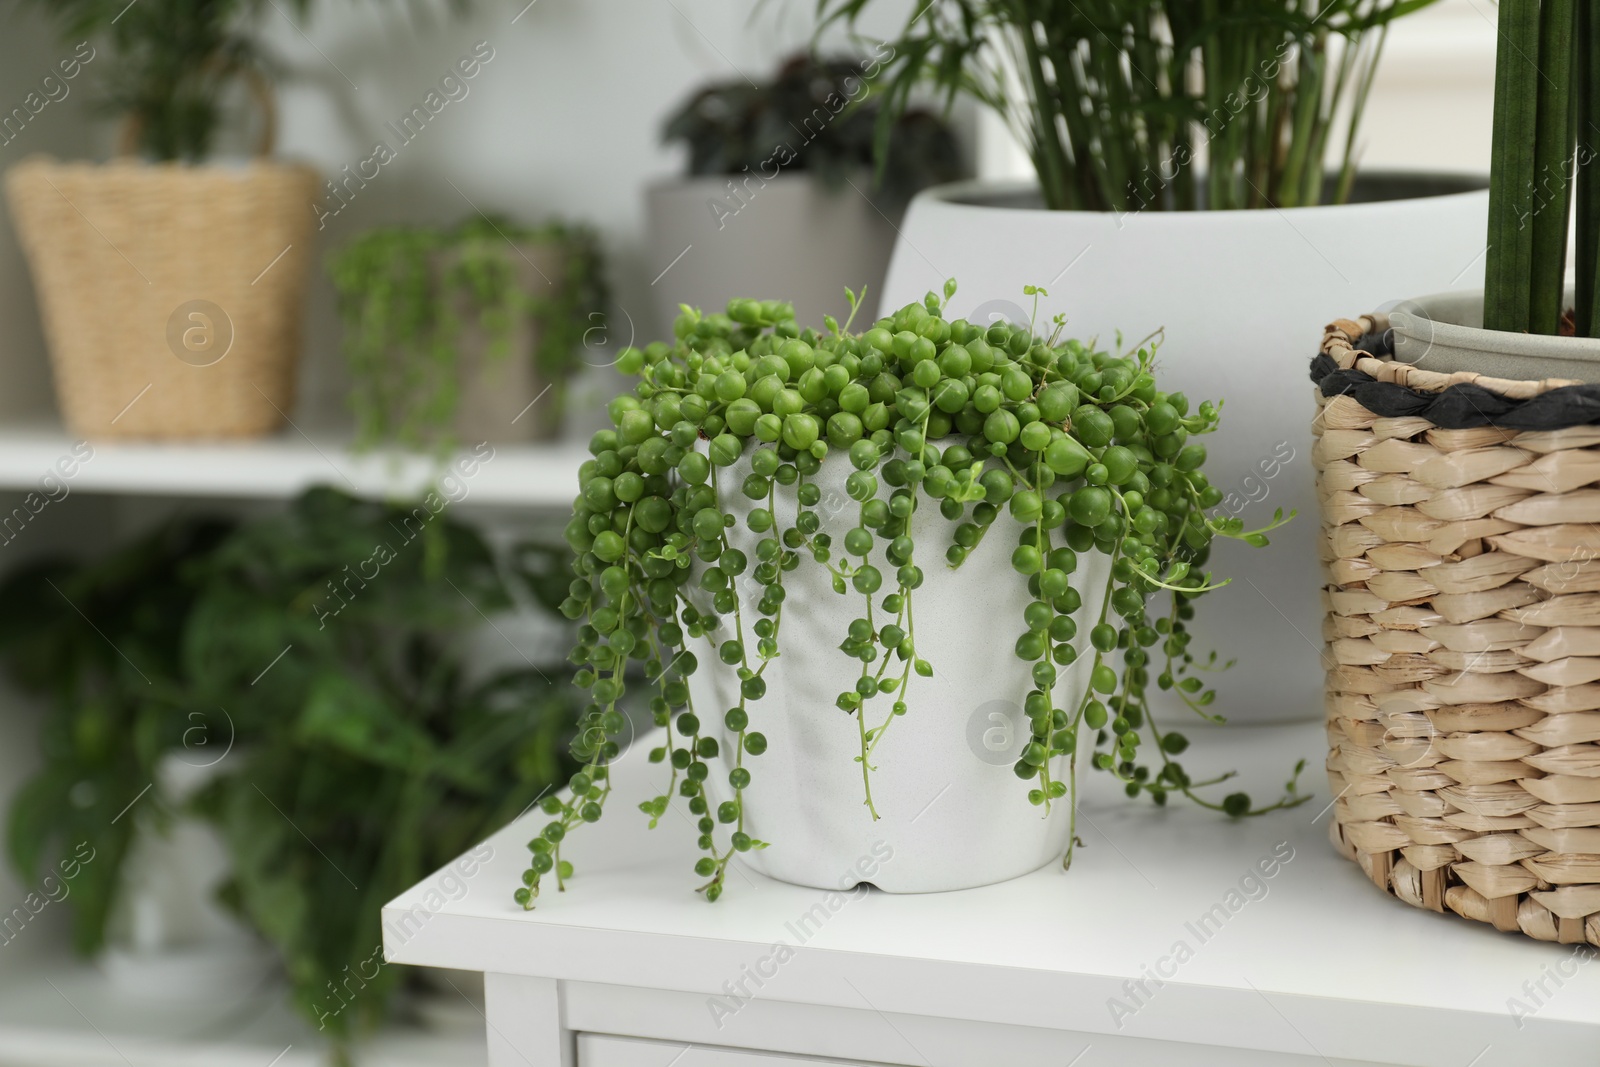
[383,719,1600,1066]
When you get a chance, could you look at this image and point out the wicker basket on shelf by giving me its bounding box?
[1313,314,1600,945]
[5,157,318,440]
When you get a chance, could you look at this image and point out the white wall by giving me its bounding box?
[0,0,1497,428]
[0,0,927,425]
[1360,0,1497,174]
[269,0,795,421]
[0,0,932,928]
[0,0,1507,980]
[0,13,99,421]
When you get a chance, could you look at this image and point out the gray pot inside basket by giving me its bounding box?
[1390,287,1600,382]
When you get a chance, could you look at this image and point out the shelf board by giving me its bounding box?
[0,422,586,508]
[0,944,484,1067]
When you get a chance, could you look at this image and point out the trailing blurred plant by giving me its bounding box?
[819,0,1436,211]
[18,0,461,161]
[662,51,964,205]
[330,215,609,450]
[1483,0,1600,337]
[0,487,579,1062]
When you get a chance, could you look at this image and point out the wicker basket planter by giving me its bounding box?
[5,157,318,440]
[1313,314,1600,945]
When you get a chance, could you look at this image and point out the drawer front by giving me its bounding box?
[578,1033,889,1067]
[564,982,1410,1067]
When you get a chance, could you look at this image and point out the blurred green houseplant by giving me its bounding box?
[821,0,1438,210]
[329,215,609,450]
[21,0,317,160]
[0,488,578,1059]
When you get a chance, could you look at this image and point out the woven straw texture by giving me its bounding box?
[1316,315,1600,945]
[5,157,318,439]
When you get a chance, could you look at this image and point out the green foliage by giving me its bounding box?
[518,282,1306,908]
[0,487,579,1055]
[0,519,231,954]
[1484,0,1600,338]
[819,0,1437,211]
[662,51,964,204]
[329,215,609,451]
[22,0,314,161]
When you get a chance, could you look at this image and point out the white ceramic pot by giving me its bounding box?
[1392,287,1600,382]
[881,174,1490,726]
[689,449,1111,894]
[646,173,896,334]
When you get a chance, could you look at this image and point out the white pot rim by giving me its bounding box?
[11,154,314,176]
[910,171,1489,223]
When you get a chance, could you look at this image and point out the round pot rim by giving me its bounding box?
[911,170,1489,221]
[8,153,317,176]
[1391,288,1600,363]
[647,169,866,194]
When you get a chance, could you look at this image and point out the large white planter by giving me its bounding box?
[881,175,1489,726]
[689,450,1111,894]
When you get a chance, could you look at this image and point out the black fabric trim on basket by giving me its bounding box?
[1309,329,1600,431]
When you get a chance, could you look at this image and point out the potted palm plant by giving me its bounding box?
[646,52,964,333]
[1390,0,1600,379]
[4,0,325,439]
[827,0,1490,726]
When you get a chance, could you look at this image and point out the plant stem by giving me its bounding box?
[857,691,879,820]
[1014,5,1078,210]
[1577,0,1600,336]
[1334,29,1387,205]
[1485,0,1544,333]
[1531,0,1578,335]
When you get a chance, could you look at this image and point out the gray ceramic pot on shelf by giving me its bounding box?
[645,172,897,334]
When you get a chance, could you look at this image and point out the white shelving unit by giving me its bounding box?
[0,421,587,507]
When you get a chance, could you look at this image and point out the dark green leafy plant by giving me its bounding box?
[0,519,232,954]
[329,215,609,450]
[0,488,579,1062]
[819,0,1436,211]
[663,51,964,205]
[515,282,1305,908]
[1484,0,1600,337]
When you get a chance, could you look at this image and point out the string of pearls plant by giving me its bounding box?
[516,282,1307,908]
